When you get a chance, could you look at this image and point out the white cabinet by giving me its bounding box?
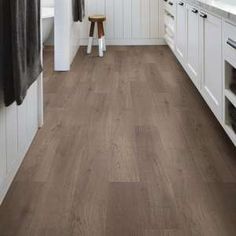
[186,5,200,88]
[223,21,236,145]
[163,0,176,51]
[199,12,223,122]
[172,2,235,144]
[176,1,187,64]
[175,4,223,122]
[175,2,200,88]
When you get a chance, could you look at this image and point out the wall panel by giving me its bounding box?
[124,0,132,39]
[150,0,159,38]
[114,0,124,39]
[80,0,164,45]
[105,0,115,39]
[6,104,18,172]
[0,80,40,204]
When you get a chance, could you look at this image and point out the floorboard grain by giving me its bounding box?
[0,46,236,236]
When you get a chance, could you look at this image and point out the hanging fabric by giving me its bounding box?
[0,0,15,105]
[1,0,42,106]
[72,0,85,22]
[0,0,4,100]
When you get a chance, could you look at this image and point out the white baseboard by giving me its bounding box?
[80,38,166,46]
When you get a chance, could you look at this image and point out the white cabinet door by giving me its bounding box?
[186,5,200,88]
[199,12,223,121]
[176,1,187,64]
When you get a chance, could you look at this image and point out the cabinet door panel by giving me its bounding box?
[187,5,199,87]
[176,2,187,63]
[200,13,222,121]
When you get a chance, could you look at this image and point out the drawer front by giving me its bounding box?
[164,0,175,16]
[224,21,236,67]
[164,12,175,34]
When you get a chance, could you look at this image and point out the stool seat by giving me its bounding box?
[89,15,106,22]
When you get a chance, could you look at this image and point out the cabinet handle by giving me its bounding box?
[199,12,207,18]
[168,1,174,6]
[178,2,184,6]
[227,38,236,50]
[192,8,198,14]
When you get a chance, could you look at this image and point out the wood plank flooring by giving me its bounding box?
[0,46,236,236]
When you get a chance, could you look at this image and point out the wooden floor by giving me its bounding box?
[0,46,236,236]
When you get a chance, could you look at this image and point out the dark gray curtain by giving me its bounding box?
[72,0,85,22]
[0,0,4,102]
[0,0,14,105]
[0,0,42,106]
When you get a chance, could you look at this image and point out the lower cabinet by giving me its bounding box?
[199,11,223,122]
[176,1,187,64]
[172,2,236,144]
[186,4,200,88]
[174,3,223,122]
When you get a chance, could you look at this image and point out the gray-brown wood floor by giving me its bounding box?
[0,46,236,236]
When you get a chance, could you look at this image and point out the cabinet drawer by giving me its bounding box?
[164,12,175,34]
[224,21,236,67]
[164,0,175,16]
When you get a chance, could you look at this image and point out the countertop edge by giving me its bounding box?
[182,0,236,24]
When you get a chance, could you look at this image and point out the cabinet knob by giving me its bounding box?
[164,0,168,2]
[192,8,198,14]
[178,2,184,6]
[200,12,207,18]
[168,1,174,6]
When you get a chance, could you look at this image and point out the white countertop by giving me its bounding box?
[184,0,236,23]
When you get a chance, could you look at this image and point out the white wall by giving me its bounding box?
[55,0,80,71]
[41,0,55,45]
[41,0,54,7]
[80,0,165,45]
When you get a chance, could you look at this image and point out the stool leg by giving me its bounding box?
[101,23,106,52]
[98,22,104,57]
[87,22,95,54]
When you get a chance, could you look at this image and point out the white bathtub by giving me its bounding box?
[42,7,54,43]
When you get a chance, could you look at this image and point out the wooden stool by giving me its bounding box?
[87,15,106,57]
